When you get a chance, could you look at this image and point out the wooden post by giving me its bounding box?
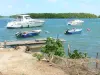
[4,40,7,48]
[68,44,70,56]
[96,52,99,69]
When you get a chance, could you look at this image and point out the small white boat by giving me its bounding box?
[67,19,84,26]
[6,15,45,29]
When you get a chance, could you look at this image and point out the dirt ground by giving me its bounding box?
[0,47,66,75]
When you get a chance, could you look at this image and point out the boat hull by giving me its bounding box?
[7,22,44,29]
[67,22,83,26]
[16,32,40,38]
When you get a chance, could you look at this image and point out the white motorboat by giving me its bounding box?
[6,15,45,29]
[67,19,84,26]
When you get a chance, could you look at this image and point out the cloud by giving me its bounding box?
[8,5,12,9]
[48,0,57,3]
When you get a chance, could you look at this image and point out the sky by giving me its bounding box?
[0,0,100,16]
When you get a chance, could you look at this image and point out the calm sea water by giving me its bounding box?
[0,18,100,57]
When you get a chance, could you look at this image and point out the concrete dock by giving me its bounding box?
[0,38,66,47]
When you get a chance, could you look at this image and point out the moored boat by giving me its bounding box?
[6,15,45,29]
[15,29,42,38]
[64,28,82,34]
[67,19,84,26]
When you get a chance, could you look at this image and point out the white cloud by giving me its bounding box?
[8,5,12,9]
[48,0,57,3]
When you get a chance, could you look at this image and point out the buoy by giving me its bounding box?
[45,31,50,34]
[87,28,90,31]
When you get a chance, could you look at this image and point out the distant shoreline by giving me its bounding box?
[8,13,99,18]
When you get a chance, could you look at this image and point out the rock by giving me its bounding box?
[17,46,27,52]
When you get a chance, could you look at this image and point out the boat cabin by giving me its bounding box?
[16,15,31,21]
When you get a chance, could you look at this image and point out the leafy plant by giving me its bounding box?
[68,50,88,59]
[33,53,43,61]
[41,37,65,61]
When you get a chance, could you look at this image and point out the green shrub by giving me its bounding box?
[41,37,65,61]
[33,53,43,61]
[69,50,88,59]
[33,53,38,57]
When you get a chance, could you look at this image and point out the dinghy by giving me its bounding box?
[15,29,41,38]
[65,28,82,34]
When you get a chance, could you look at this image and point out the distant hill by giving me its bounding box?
[10,13,98,18]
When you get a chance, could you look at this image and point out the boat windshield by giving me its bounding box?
[14,15,32,21]
[16,16,23,21]
[25,16,31,19]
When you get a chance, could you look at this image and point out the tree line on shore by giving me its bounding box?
[9,13,100,18]
[28,13,98,18]
[0,16,3,18]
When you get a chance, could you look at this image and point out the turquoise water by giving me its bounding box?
[0,18,100,57]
